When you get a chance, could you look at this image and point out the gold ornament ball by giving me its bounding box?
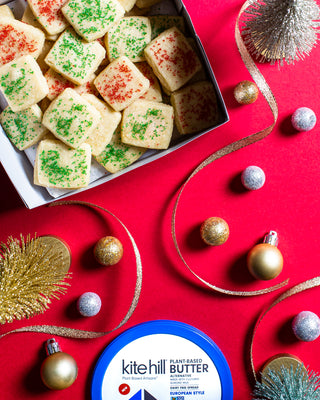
[200,217,229,246]
[41,352,78,390]
[247,243,283,280]
[94,236,123,266]
[234,80,259,104]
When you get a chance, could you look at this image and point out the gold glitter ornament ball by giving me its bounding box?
[234,80,259,104]
[94,236,123,266]
[200,217,229,246]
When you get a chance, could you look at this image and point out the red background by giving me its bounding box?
[1,0,320,398]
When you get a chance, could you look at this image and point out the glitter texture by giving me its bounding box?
[292,310,320,341]
[242,0,320,65]
[291,107,317,131]
[241,165,266,190]
[94,236,123,266]
[77,292,101,317]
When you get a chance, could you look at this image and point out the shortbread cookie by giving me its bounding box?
[170,81,219,135]
[34,139,91,188]
[74,75,100,97]
[136,62,162,102]
[45,29,106,84]
[144,27,202,93]
[121,99,174,149]
[106,16,151,62]
[0,55,49,112]
[94,55,149,111]
[0,18,45,67]
[0,104,48,150]
[149,15,185,39]
[27,0,69,35]
[82,93,122,156]
[22,5,58,41]
[42,87,101,148]
[136,0,161,8]
[0,5,14,19]
[62,0,125,42]
[118,0,136,12]
[45,68,76,100]
[95,126,146,173]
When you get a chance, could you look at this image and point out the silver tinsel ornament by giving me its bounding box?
[242,0,320,65]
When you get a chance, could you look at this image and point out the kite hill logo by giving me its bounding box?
[129,389,158,400]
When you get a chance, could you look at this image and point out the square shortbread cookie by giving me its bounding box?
[62,0,125,42]
[170,81,219,135]
[27,0,69,35]
[95,126,146,173]
[34,139,92,188]
[0,17,45,67]
[144,27,202,93]
[45,28,106,85]
[0,55,49,112]
[136,62,162,102]
[42,87,101,148]
[105,16,151,62]
[121,99,174,149]
[82,93,122,156]
[22,5,58,42]
[149,15,185,40]
[0,104,48,150]
[94,55,149,111]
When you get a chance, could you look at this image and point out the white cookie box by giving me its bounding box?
[0,0,229,208]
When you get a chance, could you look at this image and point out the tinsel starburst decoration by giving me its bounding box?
[252,364,320,400]
[242,0,320,65]
[0,235,71,324]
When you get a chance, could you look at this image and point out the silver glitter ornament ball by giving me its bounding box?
[241,166,266,190]
[291,107,316,132]
[77,292,101,317]
[292,311,320,342]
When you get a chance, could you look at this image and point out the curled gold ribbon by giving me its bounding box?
[249,276,320,381]
[0,200,142,340]
[171,0,288,296]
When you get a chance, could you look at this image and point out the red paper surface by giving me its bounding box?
[1,0,320,399]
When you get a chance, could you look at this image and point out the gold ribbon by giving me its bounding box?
[171,0,288,296]
[249,276,320,381]
[0,200,142,340]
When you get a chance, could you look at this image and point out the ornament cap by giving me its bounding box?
[45,338,61,356]
[263,231,278,247]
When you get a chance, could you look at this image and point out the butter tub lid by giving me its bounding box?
[91,320,233,400]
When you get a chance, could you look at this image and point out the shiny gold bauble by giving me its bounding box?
[94,236,123,266]
[200,217,229,246]
[247,243,283,280]
[234,80,259,104]
[41,352,78,390]
[261,354,307,385]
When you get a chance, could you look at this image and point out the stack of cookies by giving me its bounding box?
[0,0,219,190]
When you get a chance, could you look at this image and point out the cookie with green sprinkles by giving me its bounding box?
[45,28,106,85]
[149,15,185,40]
[82,93,122,156]
[121,99,174,149]
[0,104,48,150]
[62,0,125,42]
[105,16,151,62]
[0,55,49,112]
[42,87,101,148]
[34,139,92,189]
[94,126,146,173]
[94,55,150,112]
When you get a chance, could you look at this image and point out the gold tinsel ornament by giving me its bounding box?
[242,0,320,65]
[0,235,71,324]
